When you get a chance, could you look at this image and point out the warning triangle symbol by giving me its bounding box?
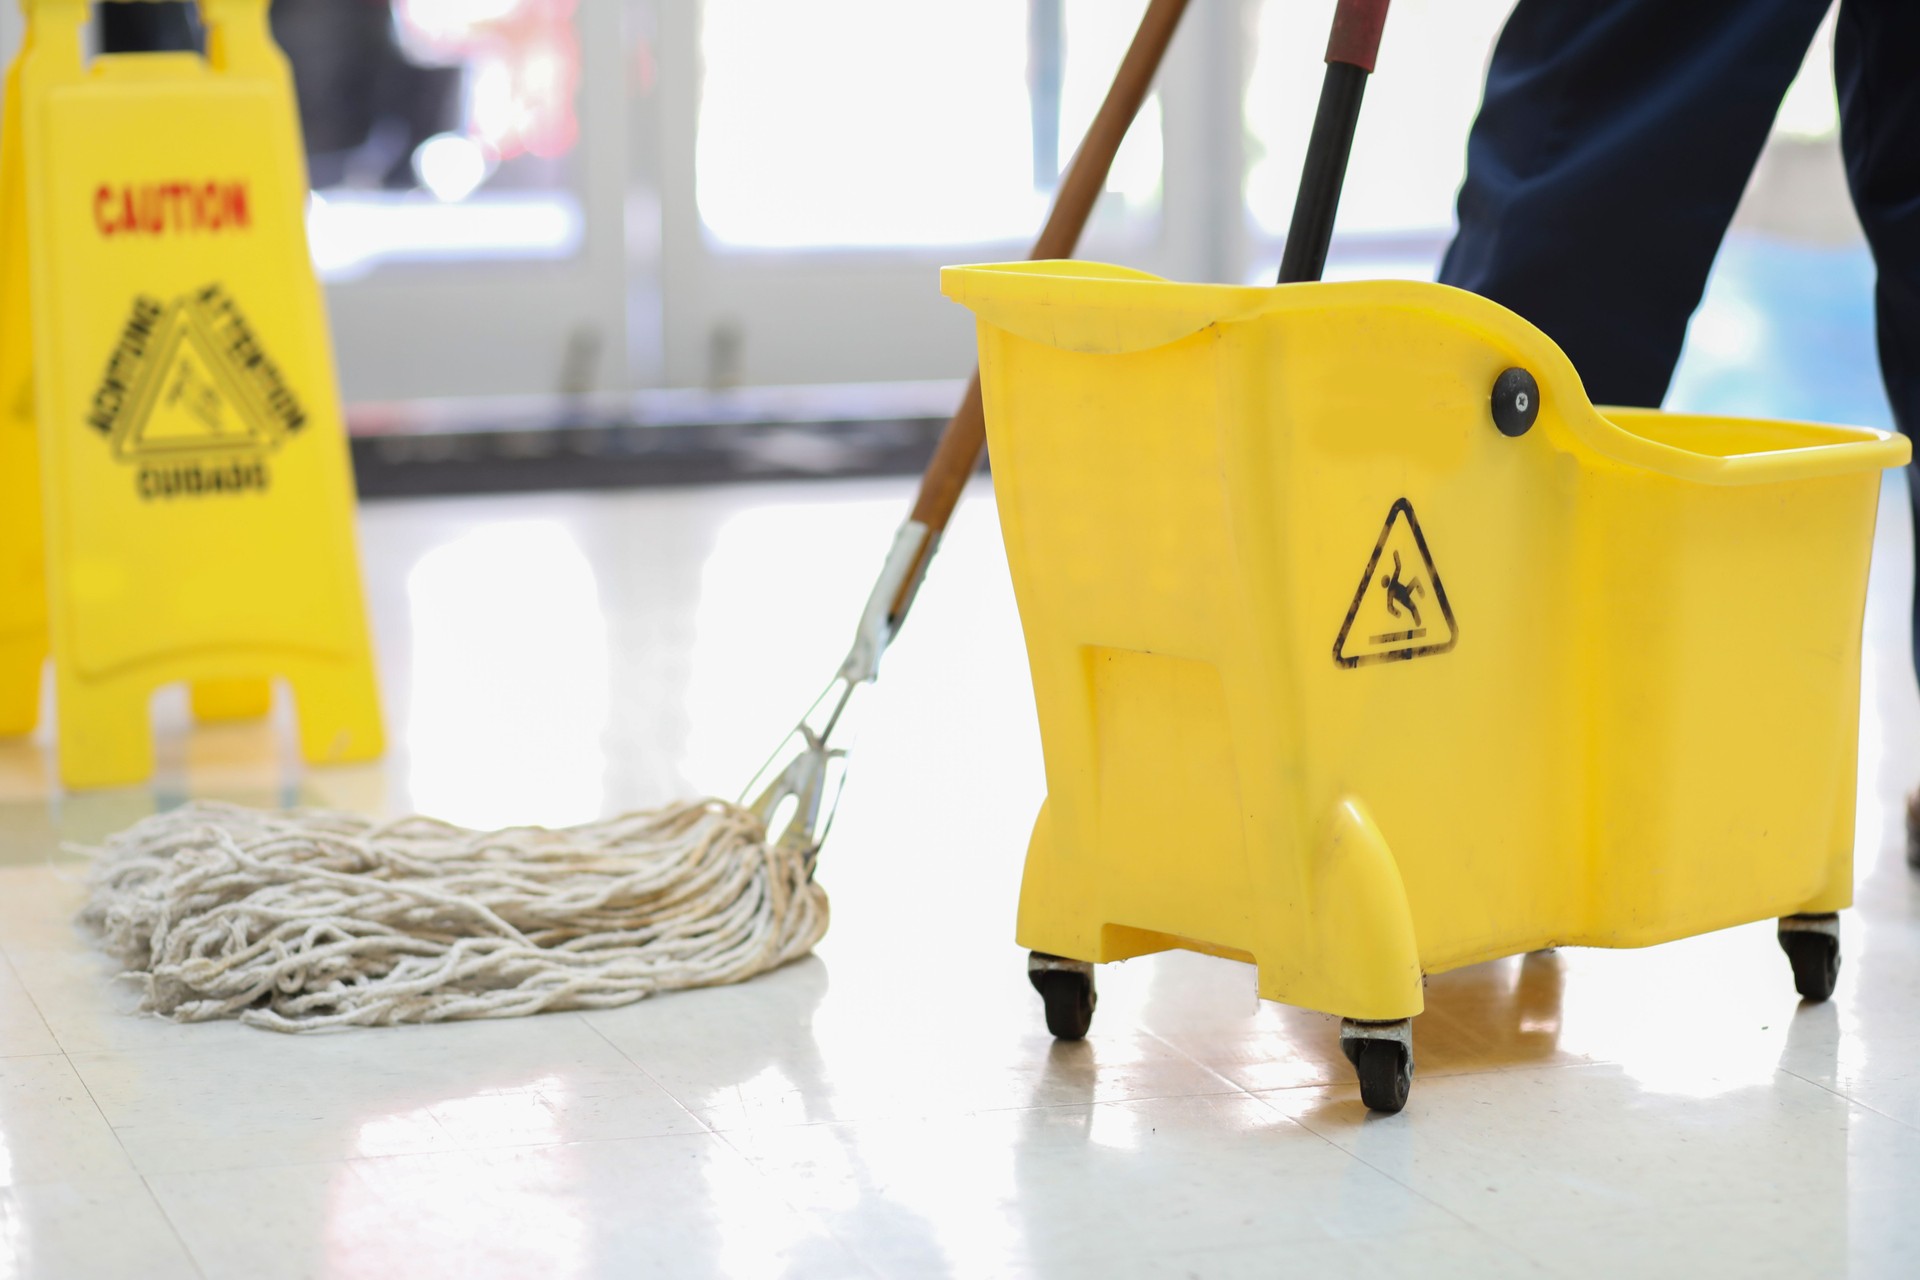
[1333,498,1458,668]
[113,303,270,458]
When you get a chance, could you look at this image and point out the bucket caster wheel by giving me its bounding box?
[1028,952,1096,1040]
[1340,1018,1413,1114]
[1778,914,1840,1002]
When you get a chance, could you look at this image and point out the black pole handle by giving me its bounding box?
[1277,0,1391,284]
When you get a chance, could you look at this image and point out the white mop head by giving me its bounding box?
[80,800,829,1031]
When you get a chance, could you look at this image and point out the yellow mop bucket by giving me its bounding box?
[943,259,1908,1109]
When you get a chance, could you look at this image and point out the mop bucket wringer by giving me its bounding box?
[944,260,1909,1112]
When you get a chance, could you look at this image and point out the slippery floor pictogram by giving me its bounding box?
[90,283,305,462]
[1333,497,1458,667]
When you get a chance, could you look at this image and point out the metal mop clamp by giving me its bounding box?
[746,0,1194,862]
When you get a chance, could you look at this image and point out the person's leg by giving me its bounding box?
[1439,0,1831,407]
[1836,0,1920,443]
[1834,0,1920,862]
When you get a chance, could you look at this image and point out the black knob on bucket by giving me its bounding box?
[1492,368,1539,437]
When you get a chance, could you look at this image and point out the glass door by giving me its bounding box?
[646,0,1245,390]
[274,0,633,403]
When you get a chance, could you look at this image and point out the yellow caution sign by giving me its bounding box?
[0,0,381,787]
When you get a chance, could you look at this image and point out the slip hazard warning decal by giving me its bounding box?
[87,283,306,499]
[1333,498,1458,668]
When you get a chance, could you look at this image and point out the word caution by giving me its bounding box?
[93,179,251,237]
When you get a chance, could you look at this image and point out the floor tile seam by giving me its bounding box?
[43,1013,205,1059]
[0,946,64,1054]
[1139,1025,1261,1097]
[1150,1027,1625,1081]
[342,1128,737,1168]
[135,1171,214,1280]
[110,1115,726,1177]
[123,1140,433,1180]
[574,1053,1264,1135]
[978,1082,1261,1119]
[1381,1055,1611,1084]
[414,1103,469,1157]
[576,1013,721,1135]
[57,1028,157,1190]
[1158,1221,1575,1278]
[426,1116,727,1156]
[696,1122,1530,1276]
[1235,1089,1510,1241]
[1229,1072,1415,1160]
[60,1094,486,1136]
[1459,1182,1916,1232]
[1775,1062,1920,1134]
[1006,1220,1544,1274]
[681,1083,1274,1138]
[52,1032,298,1062]
[1328,1150,1920,1222]
[1236,1053,1606,1099]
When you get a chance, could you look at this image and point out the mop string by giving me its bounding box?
[81,799,827,1031]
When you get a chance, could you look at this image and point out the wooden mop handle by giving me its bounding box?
[900,0,1191,548]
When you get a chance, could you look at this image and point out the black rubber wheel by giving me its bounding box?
[1031,968,1095,1040]
[1780,929,1840,1002]
[1346,1038,1413,1113]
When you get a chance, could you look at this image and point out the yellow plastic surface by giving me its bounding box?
[944,260,1908,1022]
[0,23,44,738]
[0,1,381,788]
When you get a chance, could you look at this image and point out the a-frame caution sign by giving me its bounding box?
[1333,498,1458,668]
[0,0,382,788]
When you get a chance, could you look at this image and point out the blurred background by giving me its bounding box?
[24,0,1889,496]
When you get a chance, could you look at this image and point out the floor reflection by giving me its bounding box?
[403,520,610,829]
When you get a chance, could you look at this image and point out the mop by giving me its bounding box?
[80,0,1193,1031]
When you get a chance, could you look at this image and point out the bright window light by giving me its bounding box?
[405,521,610,829]
[1246,0,1512,238]
[413,132,492,203]
[307,191,582,282]
[696,0,1161,249]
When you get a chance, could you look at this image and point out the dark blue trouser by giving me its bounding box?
[1438,0,1920,670]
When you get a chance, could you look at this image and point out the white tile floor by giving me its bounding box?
[2,473,1919,1278]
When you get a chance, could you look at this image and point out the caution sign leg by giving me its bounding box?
[0,640,41,738]
[54,669,155,789]
[285,661,385,766]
